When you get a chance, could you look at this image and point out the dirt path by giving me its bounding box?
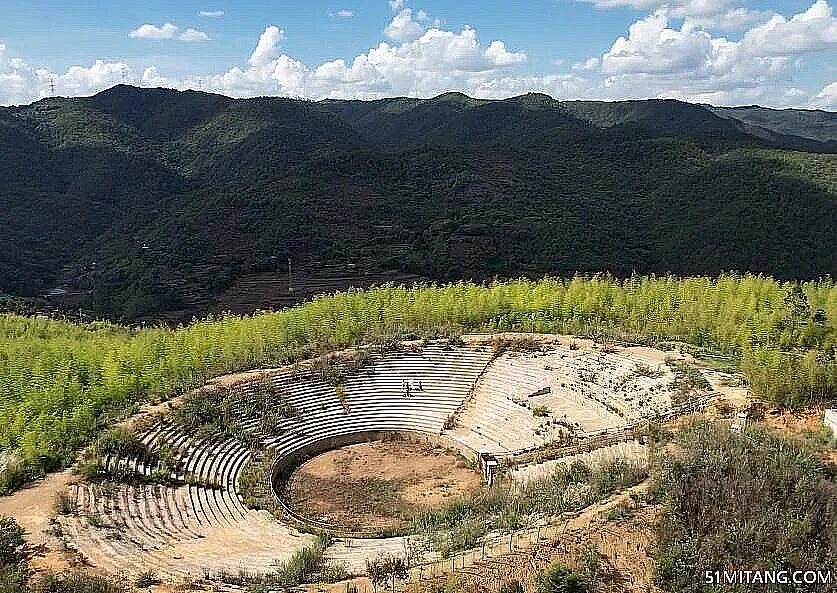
[0,469,78,572]
[0,470,73,543]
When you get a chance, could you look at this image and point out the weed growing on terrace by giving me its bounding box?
[412,458,647,557]
[532,405,550,417]
[212,532,348,587]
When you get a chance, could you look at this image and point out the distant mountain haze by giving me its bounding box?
[1,85,835,320]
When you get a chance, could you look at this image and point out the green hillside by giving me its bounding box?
[1,85,836,320]
[1,275,835,492]
[709,104,837,145]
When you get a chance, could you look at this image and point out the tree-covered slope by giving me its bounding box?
[1,85,835,320]
[709,104,837,144]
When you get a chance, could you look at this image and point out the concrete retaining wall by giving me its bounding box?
[268,429,480,537]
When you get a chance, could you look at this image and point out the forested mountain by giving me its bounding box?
[708,104,837,145]
[1,85,836,321]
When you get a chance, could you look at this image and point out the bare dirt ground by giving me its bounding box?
[763,407,837,464]
[0,469,80,572]
[764,407,827,436]
[288,440,483,531]
[208,368,282,389]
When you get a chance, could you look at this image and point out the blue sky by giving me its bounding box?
[1,0,836,107]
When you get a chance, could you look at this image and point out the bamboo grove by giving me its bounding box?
[1,274,836,492]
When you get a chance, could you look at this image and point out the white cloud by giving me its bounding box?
[0,43,131,105]
[600,8,796,81]
[199,10,225,17]
[576,0,734,17]
[333,10,355,17]
[668,0,738,19]
[742,0,837,56]
[2,1,836,110]
[579,0,658,9]
[384,9,424,42]
[129,23,210,42]
[389,0,406,11]
[0,44,45,105]
[0,21,528,105]
[572,57,600,71]
[602,11,715,75]
[593,6,815,106]
[141,66,172,87]
[811,80,837,108]
[485,40,527,66]
[578,0,773,31]
[196,24,526,100]
[596,0,837,105]
[468,74,589,99]
[249,26,285,67]
[128,23,179,40]
[684,8,773,31]
[60,61,131,93]
[179,28,211,42]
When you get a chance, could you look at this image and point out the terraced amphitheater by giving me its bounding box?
[55,335,714,583]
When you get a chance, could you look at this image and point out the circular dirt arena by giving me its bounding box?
[38,335,708,580]
[286,439,484,532]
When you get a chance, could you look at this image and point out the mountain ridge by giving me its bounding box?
[2,85,836,321]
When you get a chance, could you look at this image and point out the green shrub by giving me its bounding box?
[0,562,28,593]
[432,516,487,559]
[29,571,133,593]
[493,336,541,356]
[532,405,550,417]
[652,420,837,593]
[412,457,646,557]
[0,516,25,566]
[76,458,106,481]
[318,563,350,583]
[335,384,350,414]
[258,414,284,436]
[0,458,28,496]
[134,570,160,587]
[590,459,648,495]
[258,532,345,587]
[154,438,178,476]
[91,428,149,460]
[171,389,230,432]
[238,450,280,516]
[535,563,592,593]
[667,361,711,404]
[366,554,409,590]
